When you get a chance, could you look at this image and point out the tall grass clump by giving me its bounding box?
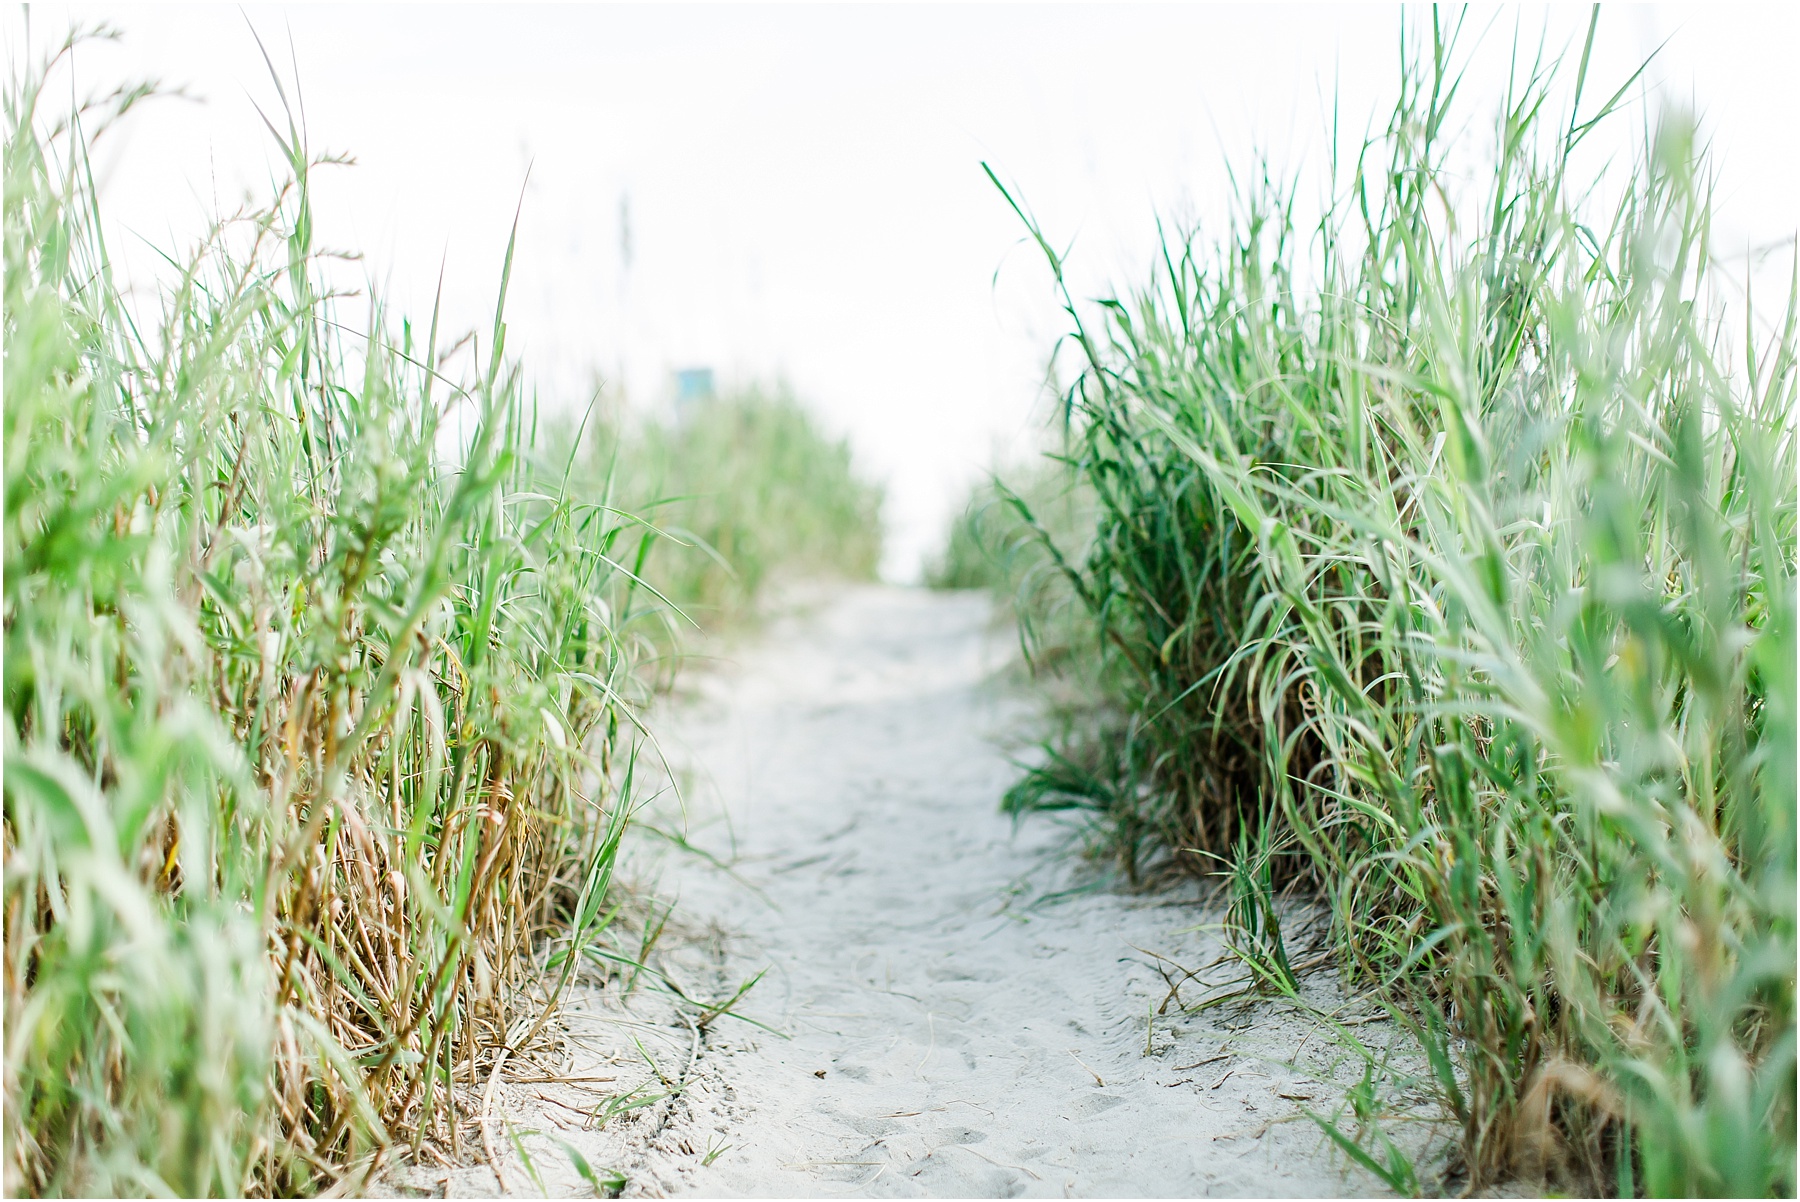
[5,35,667,1194]
[577,385,883,631]
[998,14,1794,1194]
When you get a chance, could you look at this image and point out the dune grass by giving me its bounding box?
[3,30,880,1195]
[984,14,1794,1194]
[574,384,883,639]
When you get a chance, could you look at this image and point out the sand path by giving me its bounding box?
[625,586,1376,1197]
[394,585,1387,1198]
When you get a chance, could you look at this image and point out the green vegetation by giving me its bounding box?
[976,15,1794,1195]
[3,30,879,1196]
[927,476,1021,593]
[577,384,882,637]
[927,461,1089,658]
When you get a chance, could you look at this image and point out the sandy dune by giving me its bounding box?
[400,586,1392,1198]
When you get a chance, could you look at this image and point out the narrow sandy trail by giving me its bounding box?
[621,585,1373,1198]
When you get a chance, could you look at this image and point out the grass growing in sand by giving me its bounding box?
[574,384,883,642]
[3,29,879,1195]
[968,13,1794,1195]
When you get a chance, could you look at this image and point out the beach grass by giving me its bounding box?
[980,12,1795,1194]
[572,383,883,643]
[3,29,879,1195]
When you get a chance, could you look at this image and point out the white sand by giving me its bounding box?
[395,586,1408,1198]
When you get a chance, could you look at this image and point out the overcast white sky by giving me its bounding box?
[11,4,1798,578]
